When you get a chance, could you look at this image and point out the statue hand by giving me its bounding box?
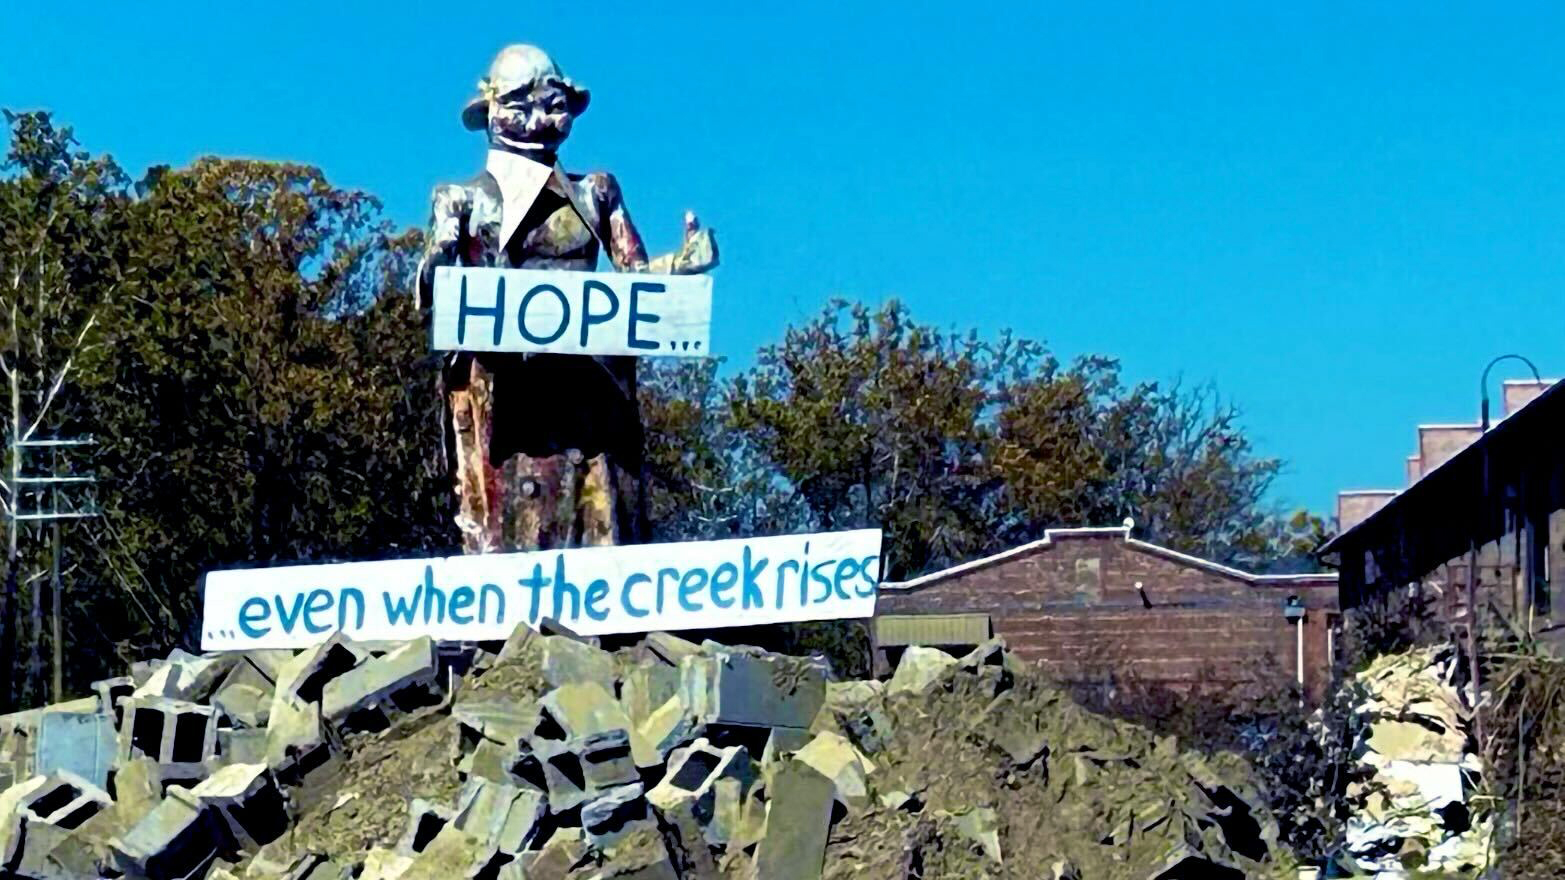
[648,211,719,274]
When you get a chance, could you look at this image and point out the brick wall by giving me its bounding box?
[877,530,1339,700]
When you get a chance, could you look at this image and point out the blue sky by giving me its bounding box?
[5,3,1564,517]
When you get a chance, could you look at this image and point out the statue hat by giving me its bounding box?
[462,44,591,131]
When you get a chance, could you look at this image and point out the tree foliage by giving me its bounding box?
[1,112,1329,707]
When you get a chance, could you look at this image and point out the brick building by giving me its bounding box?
[1324,378,1565,653]
[874,524,1339,700]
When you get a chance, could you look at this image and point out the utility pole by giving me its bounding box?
[8,436,98,703]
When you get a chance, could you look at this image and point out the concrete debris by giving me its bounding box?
[792,731,875,811]
[1343,646,1493,876]
[3,629,1295,879]
[885,646,957,696]
[680,646,826,732]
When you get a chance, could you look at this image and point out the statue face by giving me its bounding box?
[487,82,576,151]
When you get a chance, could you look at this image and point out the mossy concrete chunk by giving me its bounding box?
[754,758,834,880]
[886,647,957,696]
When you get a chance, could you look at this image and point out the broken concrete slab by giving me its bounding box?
[619,663,682,729]
[760,727,814,768]
[632,696,693,768]
[792,731,876,811]
[357,846,414,880]
[321,637,440,726]
[398,823,484,880]
[885,647,957,696]
[398,798,456,856]
[643,632,701,667]
[681,648,827,730]
[218,728,269,767]
[538,682,634,742]
[93,677,135,723]
[754,758,834,880]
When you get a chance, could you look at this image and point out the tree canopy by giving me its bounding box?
[0,112,1328,708]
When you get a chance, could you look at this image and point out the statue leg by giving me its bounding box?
[579,454,616,546]
[451,359,504,554]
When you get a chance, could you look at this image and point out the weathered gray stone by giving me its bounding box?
[531,739,592,814]
[793,731,876,811]
[886,646,957,697]
[681,648,826,729]
[754,758,834,880]
[321,637,439,725]
[263,695,324,779]
[580,782,652,849]
[117,698,219,777]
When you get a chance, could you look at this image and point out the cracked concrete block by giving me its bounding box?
[531,739,593,814]
[643,632,701,667]
[680,648,826,730]
[886,647,957,697]
[93,677,135,723]
[212,659,277,729]
[460,739,520,786]
[647,738,759,847]
[793,731,876,811]
[263,697,328,785]
[117,698,219,777]
[760,727,814,768]
[0,770,113,867]
[133,651,237,704]
[218,728,269,767]
[37,710,116,789]
[273,634,368,708]
[538,683,633,742]
[400,824,483,880]
[509,828,586,880]
[111,787,232,880]
[754,758,834,880]
[452,778,546,856]
[942,806,1001,864]
[452,702,537,757]
[591,828,679,880]
[632,697,693,768]
[579,729,638,792]
[322,637,440,727]
[397,799,455,856]
[189,763,288,849]
[112,758,165,822]
[620,664,682,730]
[539,636,616,691]
[580,783,652,850]
[358,846,414,880]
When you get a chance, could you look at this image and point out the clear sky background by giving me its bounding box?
[5,3,1564,518]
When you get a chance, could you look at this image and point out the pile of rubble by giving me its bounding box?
[0,627,1285,879]
[1342,646,1492,875]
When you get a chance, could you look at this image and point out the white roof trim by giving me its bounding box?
[878,526,1336,592]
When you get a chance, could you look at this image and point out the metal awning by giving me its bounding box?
[875,613,991,647]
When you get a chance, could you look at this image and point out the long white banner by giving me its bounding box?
[200,530,882,650]
[431,266,712,357]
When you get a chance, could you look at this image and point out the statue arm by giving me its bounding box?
[588,172,717,275]
[415,184,473,310]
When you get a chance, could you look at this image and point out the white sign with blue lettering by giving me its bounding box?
[200,530,882,650]
[430,266,713,356]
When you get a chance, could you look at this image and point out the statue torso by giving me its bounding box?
[467,172,602,270]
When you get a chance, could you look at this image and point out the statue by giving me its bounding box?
[417,45,716,554]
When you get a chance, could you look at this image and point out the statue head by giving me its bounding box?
[463,45,590,152]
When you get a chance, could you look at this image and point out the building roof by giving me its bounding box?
[880,524,1336,593]
[1320,378,1565,595]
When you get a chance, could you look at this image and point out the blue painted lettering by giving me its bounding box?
[519,564,550,623]
[580,280,619,346]
[584,579,610,621]
[457,274,505,346]
[551,555,581,621]
[519,284,569,345]
[627,281,665,350]
[710,563,738,608]
[678,568,708,611]
[622,573,650,617]
[303,589,335,633]
[239,597,271,638]
[741,547,767,609]
[479,583,505,624]
[449,586,476,624]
